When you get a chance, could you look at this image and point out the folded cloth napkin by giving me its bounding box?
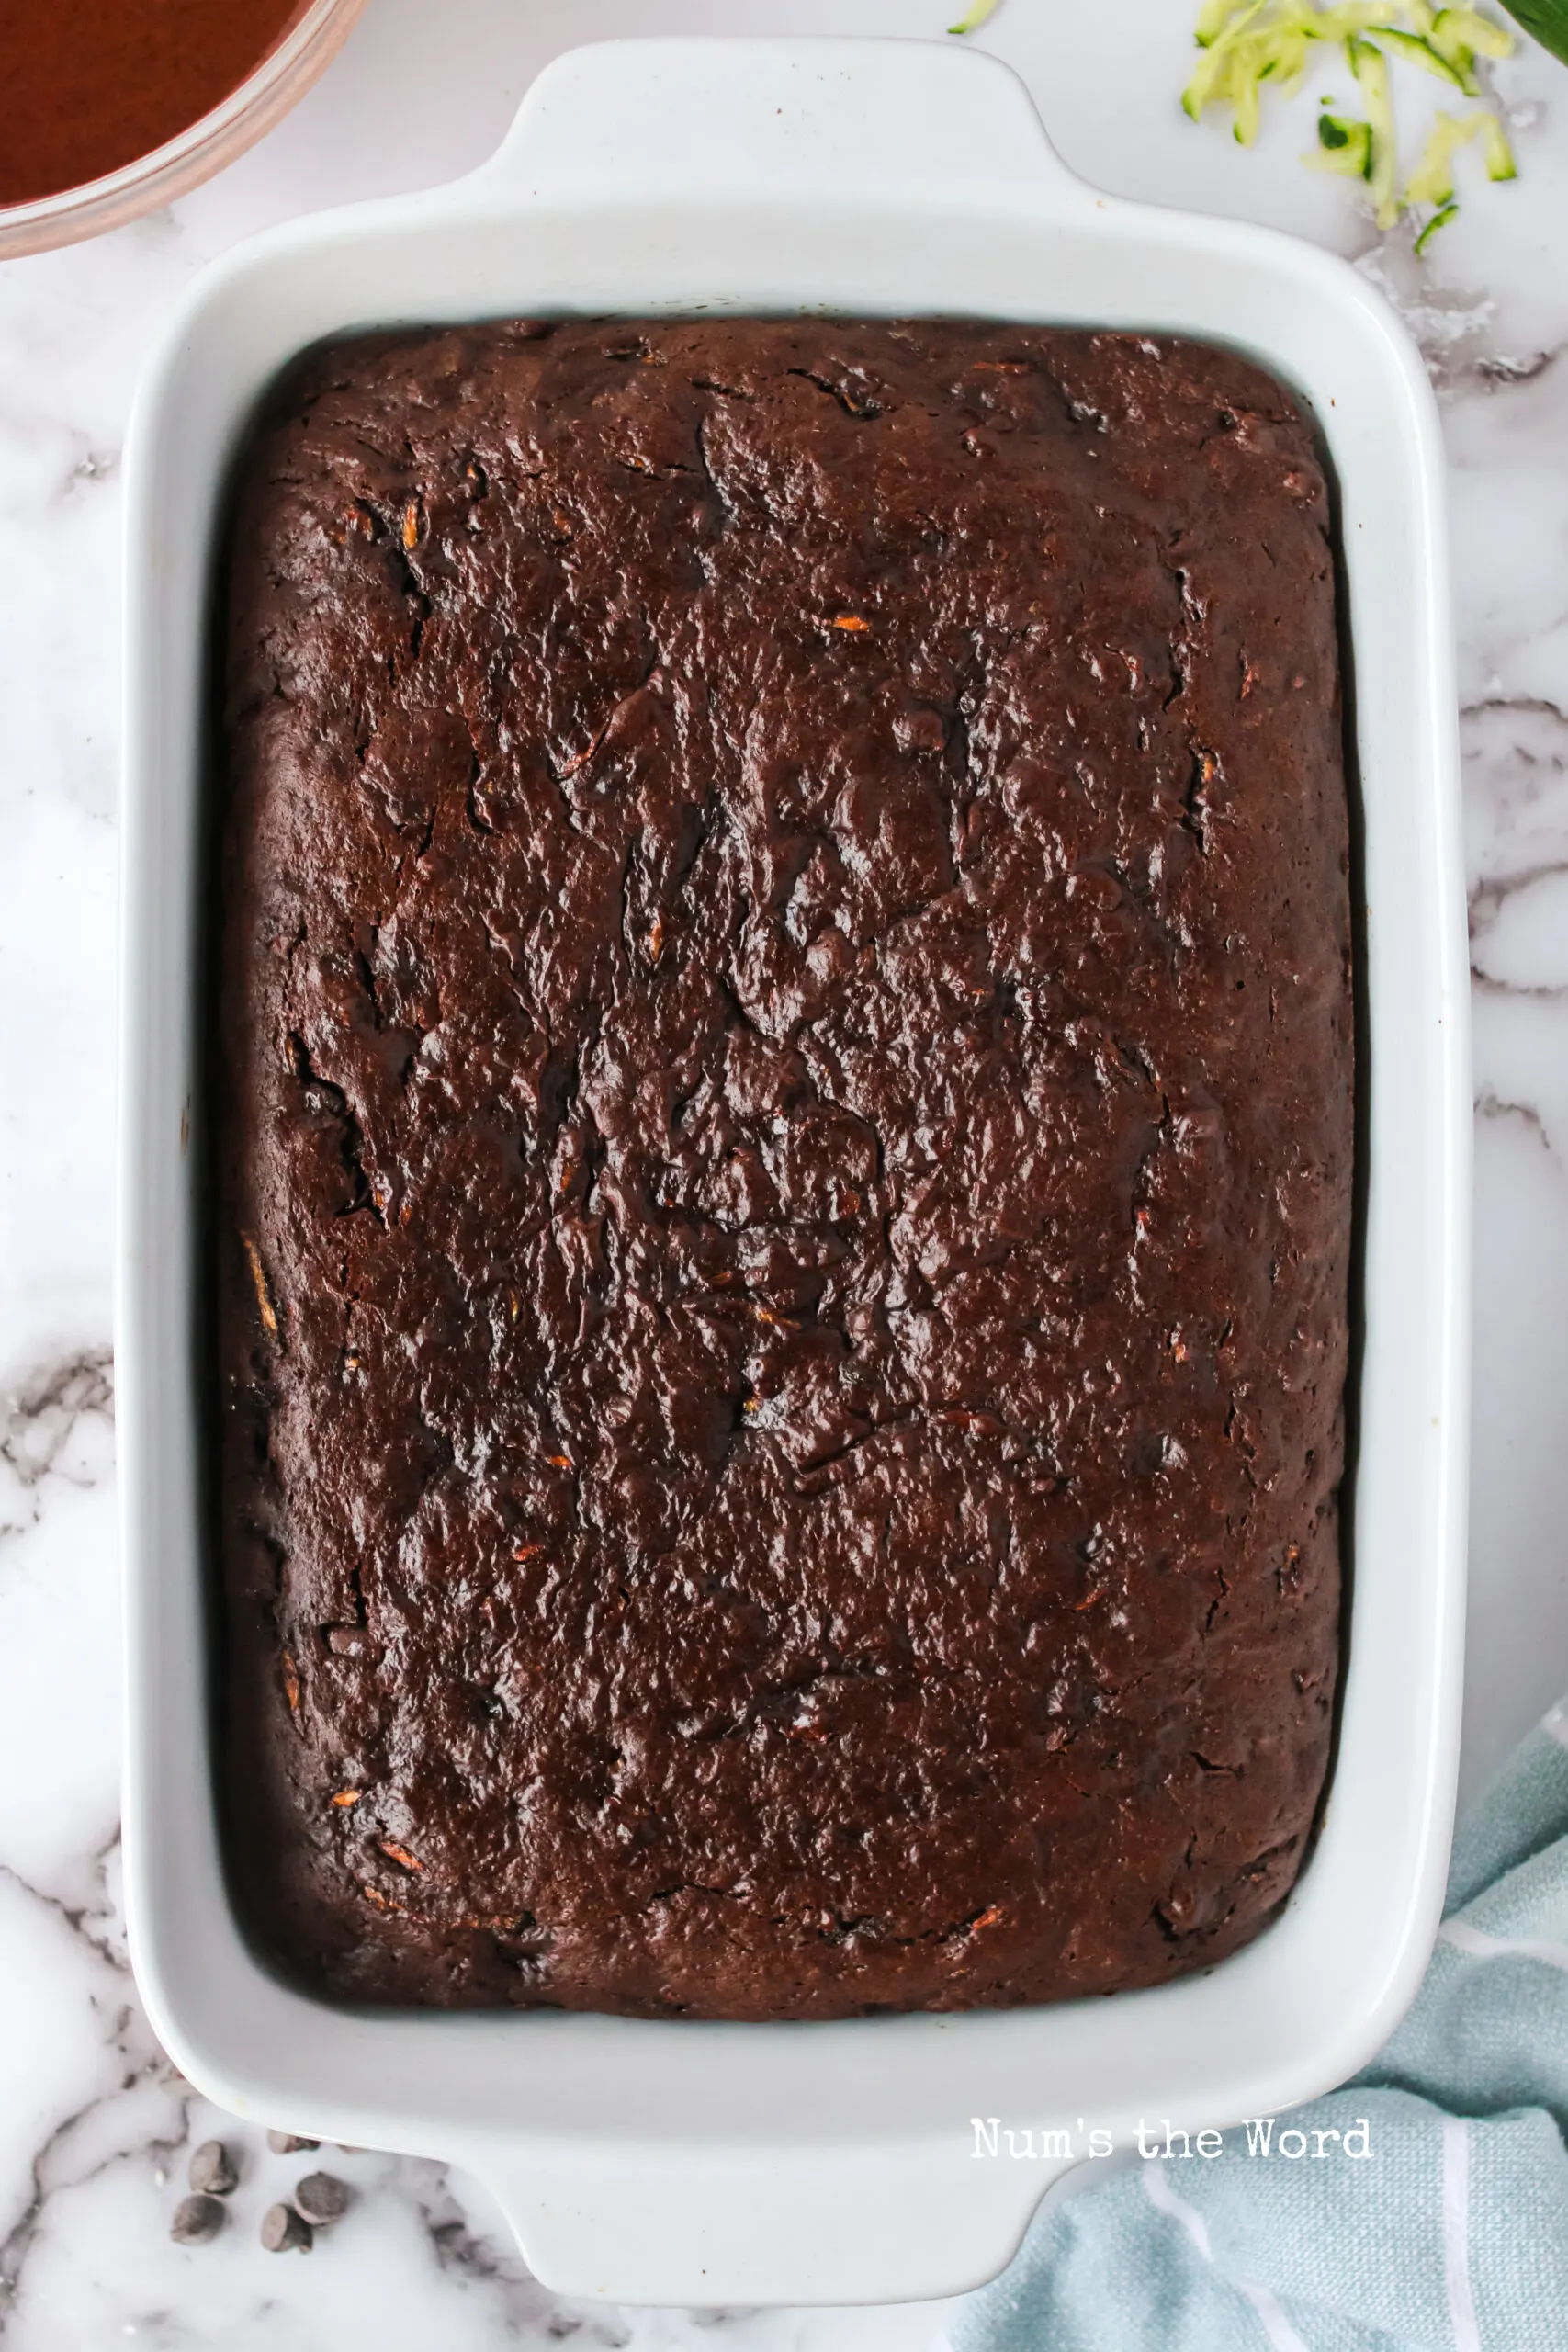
[951,1701,1568,2352]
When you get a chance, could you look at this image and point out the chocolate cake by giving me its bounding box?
[214,317,1352,2018]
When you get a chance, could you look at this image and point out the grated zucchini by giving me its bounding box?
[1479,107,1517,175]
[1195,0,1252,40]
[1347,34,1403,223]
[1431,6,1516,57]
[1403,106,1474,199]
[946,0,1001,31]
[1372,24,1473,79]
[1179,0,1525,222]
[1308,107,1377,169]
[1413,198,1461,249]
[1311,3,1392,34]
[1182,0,1268,115]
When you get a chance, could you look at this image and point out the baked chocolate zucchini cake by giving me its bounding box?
[215,318,1351,2017]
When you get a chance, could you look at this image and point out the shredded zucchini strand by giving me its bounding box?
[1404,107,1480,201]
[1431,6,1514,60]
[1347,33,1403,225]
[1372,26,1471,85]
[946,0,1001,34]
[1414,198,1461,251]
[1195,0,1253,43]
[1306,109,1376,172]
[1479,108,1517,178]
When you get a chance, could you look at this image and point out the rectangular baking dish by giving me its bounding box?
[118,36,1470,2308]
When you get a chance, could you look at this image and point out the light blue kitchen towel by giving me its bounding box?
[952,1699,1568,2352]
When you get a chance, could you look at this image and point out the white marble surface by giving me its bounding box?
[0,0,1564,2337]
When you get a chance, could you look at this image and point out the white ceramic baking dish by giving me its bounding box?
[118,36,1470,2308]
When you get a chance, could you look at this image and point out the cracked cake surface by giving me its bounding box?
[214,316,1352,2018]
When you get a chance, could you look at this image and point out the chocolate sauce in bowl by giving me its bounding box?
[0,0,307,208]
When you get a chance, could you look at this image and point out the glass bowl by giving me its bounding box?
[0,0,368,261]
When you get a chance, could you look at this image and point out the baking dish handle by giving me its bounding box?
[445,28,1087,2313]
[468,2135,1077,2306]
[471,35,1089,210]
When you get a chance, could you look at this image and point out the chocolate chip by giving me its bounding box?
[294,2170,351,2225]
[261,2201,313,2253]
[170,2193,226,2245]
[187,2140,237,2197]
[266,2130,319,2154]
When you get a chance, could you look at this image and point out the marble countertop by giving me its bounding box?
[1,0,1564,2339]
